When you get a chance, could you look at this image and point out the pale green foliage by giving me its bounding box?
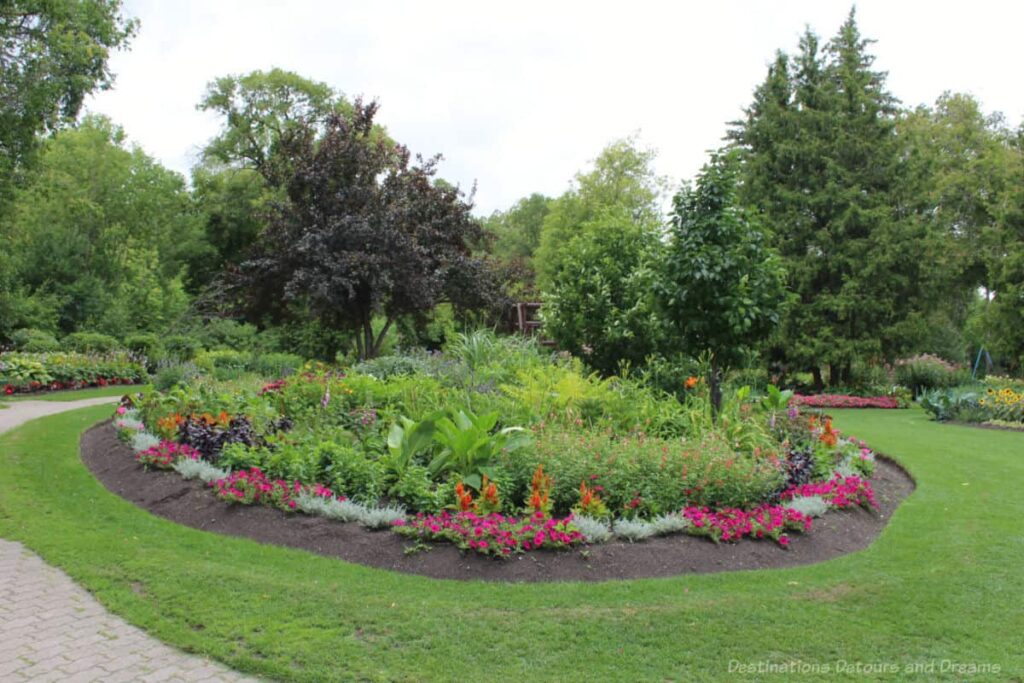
[783,495,829,518]
[293,492,406,529]
[612,518,655,541]
[572,515,612,543]
[649,512,693,536]
[172,458,228,484]
[130,431,160,453]
[198,68,354,185]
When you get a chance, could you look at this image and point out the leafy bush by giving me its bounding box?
[895,354,967,397]
[427,409,529,489]
[353,354,429,380]
[11,328,60,352]
[63,332,120,353]
[504,428,786,517]
[250,352,303,378]
[124,333,163,362]
[153,361,200,391]
[918,388,980,422]
[0,351,145,392]
[320,441,382,503]
[164,335,201,360]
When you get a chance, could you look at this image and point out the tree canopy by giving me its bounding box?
[0,0,136,202]
[731,9,930,386]
[534,136,666,290]
[2,116,200,337]
[235,101,501,360]
[653,150,787,412]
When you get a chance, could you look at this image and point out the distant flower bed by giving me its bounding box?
[791,394,901,409]
[1,351,146,395]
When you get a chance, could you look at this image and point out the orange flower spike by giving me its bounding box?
[454,482,473,512]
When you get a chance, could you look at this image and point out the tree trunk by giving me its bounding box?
[709,364,723,421]
[812,366,824,392]
[370,317,394,358]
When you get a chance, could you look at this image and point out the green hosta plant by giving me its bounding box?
[761,384,794,413]
[918,388,979,422]
[428,409,530,490]
[381,415,438,490]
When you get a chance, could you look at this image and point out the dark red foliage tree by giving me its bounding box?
[237,100,501,359]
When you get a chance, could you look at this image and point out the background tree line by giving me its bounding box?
[1,3,1021,382]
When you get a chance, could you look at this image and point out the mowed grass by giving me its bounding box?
[0,406,1021,682]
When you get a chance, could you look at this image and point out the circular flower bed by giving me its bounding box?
[105,348,892,565]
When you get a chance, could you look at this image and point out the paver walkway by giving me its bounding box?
[0,398,259,682]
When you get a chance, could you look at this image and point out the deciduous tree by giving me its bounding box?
[237,101,500,360]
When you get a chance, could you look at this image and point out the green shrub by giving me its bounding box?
[321,442,382,503]
[501,428,785,518]
[11,328,60,352]
[353,354,429,380]
[895,355,967,397]
[153,361,200,391]
[201,319,260,351]
[162,335,201,361]
[251,352,303,378]
[918,388,980,422]
[124,333,163,362]
[194,349,247,380]
[63,332,120,353]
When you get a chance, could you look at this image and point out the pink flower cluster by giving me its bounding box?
[213,467,304,511]
[682,504,813,547]
[136,440,199,469]
[392,510,584,558]
[791,394,900,409]
[781,474,878,509]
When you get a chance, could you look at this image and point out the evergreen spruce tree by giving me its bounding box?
[732,9,927,387]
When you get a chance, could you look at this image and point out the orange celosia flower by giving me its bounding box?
[528,465,552,514]
[819,417,838,447]
[455,482,474,512]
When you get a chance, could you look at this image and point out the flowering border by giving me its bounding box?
[109,408,882,559]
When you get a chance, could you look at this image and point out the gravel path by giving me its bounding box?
[0,398,259,682]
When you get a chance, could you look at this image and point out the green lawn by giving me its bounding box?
[0,384,147,408]
[0,406,1021,682]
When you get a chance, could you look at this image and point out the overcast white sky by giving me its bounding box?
[85,0,1024,215]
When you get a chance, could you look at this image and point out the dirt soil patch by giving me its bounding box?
[81,421,915,583]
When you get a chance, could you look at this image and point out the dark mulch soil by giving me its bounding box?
[81,421,915,583]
